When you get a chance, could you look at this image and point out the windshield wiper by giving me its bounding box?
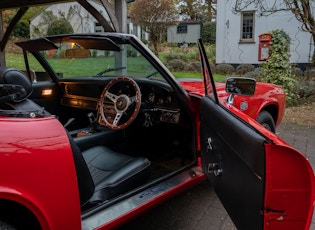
[96,67,126,76]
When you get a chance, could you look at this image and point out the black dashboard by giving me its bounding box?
[59,78,181,125]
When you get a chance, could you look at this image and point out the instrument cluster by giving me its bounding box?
[141,84,175,108]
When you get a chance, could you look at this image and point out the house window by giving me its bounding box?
[241,12,255,42]
[177,24,187,34]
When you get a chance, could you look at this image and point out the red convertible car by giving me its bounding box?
[0,32,313,230]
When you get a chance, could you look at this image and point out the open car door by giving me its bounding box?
[198,39,315,230]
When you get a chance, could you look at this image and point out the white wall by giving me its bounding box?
[30,1,110,38]
[216,0,313,65]
[167,23,201,44]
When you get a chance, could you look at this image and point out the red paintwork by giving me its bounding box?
[179,80,286,127]
[0,116,82,229]
[264,143,315,229]
[0,86,313,229]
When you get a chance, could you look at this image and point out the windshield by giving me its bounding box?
[41,42,162,80]
[13,35,164,82]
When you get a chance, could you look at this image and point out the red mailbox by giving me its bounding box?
[258,33,272,61]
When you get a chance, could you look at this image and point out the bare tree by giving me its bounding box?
[129,0,178,56]
[233,0,315,65]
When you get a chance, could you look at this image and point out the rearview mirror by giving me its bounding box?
[225,77,256,96]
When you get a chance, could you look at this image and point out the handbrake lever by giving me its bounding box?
[64,117,75,129]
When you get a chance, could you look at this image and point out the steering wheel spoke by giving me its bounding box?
[113,112,123,126]
[129,95,138,103]
[105,91,118,102]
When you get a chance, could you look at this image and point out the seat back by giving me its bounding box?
[0,67,33,101]
[67,133,95,206]
[0,67,50,115]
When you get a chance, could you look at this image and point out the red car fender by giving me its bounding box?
[179,80,285,127]
[0,187,51,229]
[0,116,81,229]
[264,142,315,229]
[232,82,286,127]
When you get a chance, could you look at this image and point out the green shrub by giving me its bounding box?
[206,45,216,63]
[235,64,255,75]
[12,20,29,37]
[209,62,216,73]
[298,80,315,98]
[202,22,216,44]
[304,68,315,80]
[47,18,73,35]
[164,53,183,62]
[243,68,264,81]
[127,48,137,57]
[181,49,199,62]
[186,62,200,72]
[166,59,185,71]
[261,29,298,102]
[292,67,304,78]
[215,63,235,75]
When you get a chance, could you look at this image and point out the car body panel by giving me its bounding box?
[264,143,315,229]
[179,80,285,127]
[0,116,82,229]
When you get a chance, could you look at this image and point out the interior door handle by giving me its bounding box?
[206,137,213,151]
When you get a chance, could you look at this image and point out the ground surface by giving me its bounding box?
[283,102,315,128]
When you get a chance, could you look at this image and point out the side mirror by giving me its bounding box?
[225,77,256,96]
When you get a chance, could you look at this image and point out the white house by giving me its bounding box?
[30,0,148,41]
[216,0,313,68]
[167,21,202,46]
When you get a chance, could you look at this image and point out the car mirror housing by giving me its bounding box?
[225,77,256,96]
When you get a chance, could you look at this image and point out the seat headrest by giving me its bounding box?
[0,67,33,101]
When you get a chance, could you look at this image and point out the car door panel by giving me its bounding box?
[198,38,314,229]
[200,96,266,229]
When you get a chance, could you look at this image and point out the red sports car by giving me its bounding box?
[0,32,313,230]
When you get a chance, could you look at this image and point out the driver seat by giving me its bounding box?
[0,66,151,209]
[70,134,151,209]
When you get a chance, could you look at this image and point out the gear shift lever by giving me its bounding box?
[87,112,97,131]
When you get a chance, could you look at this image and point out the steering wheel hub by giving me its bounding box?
[115,95,130,112]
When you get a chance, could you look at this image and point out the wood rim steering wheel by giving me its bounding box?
[98,76,141,130]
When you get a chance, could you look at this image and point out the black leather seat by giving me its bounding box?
[71,137,151,208]
[0,67,49,115]
[0,67,151,209]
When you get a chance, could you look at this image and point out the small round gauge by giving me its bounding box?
[158,98,164,105]
[166,95,172,103]
[148,92,155,103]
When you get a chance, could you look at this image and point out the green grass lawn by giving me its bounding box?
[5,53,225,82]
